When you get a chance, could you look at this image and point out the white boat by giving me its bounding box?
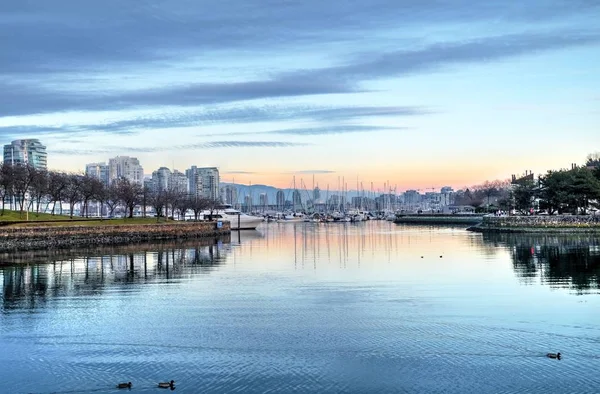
[276,213,306,223]
[202,208,264,230]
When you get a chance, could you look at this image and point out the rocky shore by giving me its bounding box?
[394,214,484,225]
[0,221,231,252]
[468,215,600,233]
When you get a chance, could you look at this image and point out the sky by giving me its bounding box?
[0,0,598,192]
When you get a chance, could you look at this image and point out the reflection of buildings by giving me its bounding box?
[483,233,600,293]
[1,237,231,310]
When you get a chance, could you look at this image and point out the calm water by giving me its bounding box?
[1,222,599,393]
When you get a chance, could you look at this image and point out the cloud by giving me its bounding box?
[1,0,599,130]
[0,105,426,139]
[1,1,597,76]
[200,141,308,149]
[223,171,257,175]
[269,125,404,136]
[51,140,309,155]
[294,170,336,174]
[2,28,599,118]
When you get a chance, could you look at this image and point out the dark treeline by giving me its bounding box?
[0,163,219,219]
[452,153,600,214]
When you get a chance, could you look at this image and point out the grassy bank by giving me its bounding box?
[0,210,173,227]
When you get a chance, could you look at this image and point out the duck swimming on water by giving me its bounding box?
[158,380,175,389]
[116,382,132,389]
[547,352,561,360]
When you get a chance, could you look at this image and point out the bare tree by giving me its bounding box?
[63,174,83,218]
[0,163,13,214]
[105,183,120,217]
[148,189,167,221]
[29,168,49,214]
[115,178,143,218]
[206,198,221,220]
[141,184,151,218]
[174,196,192,220]
[11,164,36,213]
[47,171,69,215]
[164,187,186,219]
[190,196,211,220]
[80,175,104,217]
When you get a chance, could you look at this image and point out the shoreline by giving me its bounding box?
[0,221,231,252]
[468,215,600,233]
[394,214,484,225]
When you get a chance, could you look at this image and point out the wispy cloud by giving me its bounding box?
[2,29,599,118]
[294,170,336,174]
[0,105,425,138]
[270,125,403,136]
[51,140,309,155]
[223,171,257,175]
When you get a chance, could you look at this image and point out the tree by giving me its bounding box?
[115,178,143,218]
[453,188,483,208]
[174,196,192,220]
[80,175,103,217]
[190,196,211,220]
[0,163,14,214]
[29,168,49,214]
[105,183,120,217]
[512,179,536,214]
[63,174,83,218]
[148,189,167,221]
[141,184,152,218]
[538,170,572,215]
[47,171,69,215]
[164,187,186,219]
[206,198,221,220]
[11,164,35,213]
[569,167,600,214]
[474,180,510,211]
[585,152,600,168]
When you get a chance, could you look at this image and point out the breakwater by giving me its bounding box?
[469,215,600,233]
[0,221,230,252]
[394,214,484,225]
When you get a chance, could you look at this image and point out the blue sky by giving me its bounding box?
[0,0,598,190]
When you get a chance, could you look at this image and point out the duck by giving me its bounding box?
[547,352,561,360]
[158,380,175,389]
[116,382,132,389]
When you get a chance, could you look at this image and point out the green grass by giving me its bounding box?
[0,210,174,227]
[0,210,74,221]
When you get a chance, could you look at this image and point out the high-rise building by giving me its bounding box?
[259,193,268,208]
[244,194,253,212]
[186,166,219,200]
[403,190,421,205]
[292,190,302,210]
[108,156,144,185]
[440,186,455,206]
[85,162,110,185]
[313,186,321,203]
[3,139,47,170]
[151,167,172,192]
[276,190,285,209]
[221,185,238,205]
[170,170,188,194]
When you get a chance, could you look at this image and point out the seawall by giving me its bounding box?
[469,215,600,233]
[394,214,484,225]
[0,221,231,252]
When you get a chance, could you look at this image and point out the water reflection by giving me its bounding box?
[483,233,600,293]
[1,235,231,311]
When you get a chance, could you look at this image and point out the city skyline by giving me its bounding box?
[0,1,598,190]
